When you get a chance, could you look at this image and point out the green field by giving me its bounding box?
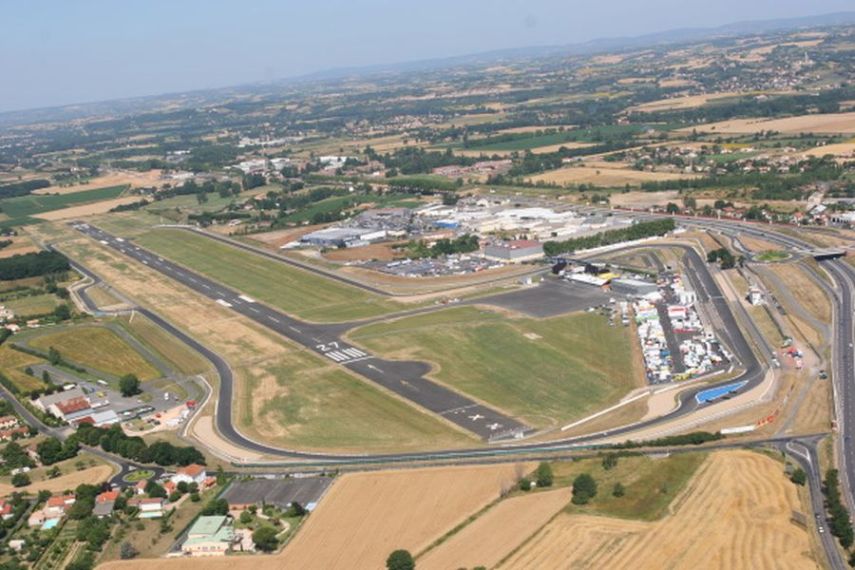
[3,293,62,316]
[755,250,790,262]
[28,325,160,380]
[547,452,708,520]
[135,228,401,322]
[0,185,128,226]
[349,307,640,427]
[464,124,663,152]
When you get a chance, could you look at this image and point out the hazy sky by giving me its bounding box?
[2,0,852,113]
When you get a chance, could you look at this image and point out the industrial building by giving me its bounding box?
[299,227,386,248]
[483,240,544,263]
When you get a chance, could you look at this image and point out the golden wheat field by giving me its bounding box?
[499,451,817,570]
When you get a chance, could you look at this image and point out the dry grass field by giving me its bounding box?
[611,190,681,208]
[98,463,531,570]
[418,487,572,570]
[801,140,855,157]
[33,171,163,195]
[501,451,817,570]
[768,264,832,324]
[0,235,39,259]
[0,464,113,495]
[686,111,855,134]
[34,196,142,220]
[629,91,745,113]
[529,166,695,187]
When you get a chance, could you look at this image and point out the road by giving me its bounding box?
[784,437,845,570]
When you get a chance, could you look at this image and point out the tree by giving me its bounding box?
[287,501,306,517]
[53,304,71,321]
[535,463,553,488]
[252,526,278,552]
[48,347,61,366]
[239,510,253,525]
[519,477,532,492]
[119,374,141,397]
[571,473,597,505]
[120,542,138,560]
[790,467,807,486]
[11,473,29,487]
[602,454,618,471]
[386,549,415,570]
[665,202,680,214]
[201,498,229,516]
[612,483,626,497]
[145,481,166,499]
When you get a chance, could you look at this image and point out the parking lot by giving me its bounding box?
[474,278,609,318]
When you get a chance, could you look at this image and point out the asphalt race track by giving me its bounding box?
[62,221,777,465]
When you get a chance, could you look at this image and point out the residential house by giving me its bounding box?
[0,426,29,442]
[93,490,119,518]
[172,464,206,486]
[181,515,236,557]
[135,480,148,496]
[128,497,165,519]
[0,416,18,430]
[0,500,13,521]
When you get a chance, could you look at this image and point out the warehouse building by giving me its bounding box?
[299,227,386,248]
[483,240,544,263]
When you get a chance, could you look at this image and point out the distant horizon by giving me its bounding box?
[2,1,854,114]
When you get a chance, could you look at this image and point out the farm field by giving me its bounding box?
[418,487,573,570]
[56,234,471,453]
[135,228,402,322]
[33,170,163,195]
[0,185,128,226]
[34,196,142,221]
[0,236,39,258]
[349,307,641,427]
[501,450,816,570]
[686,111,855,134]
[529,165,697,187]
[98,462,532,570]
[26,325,161,380]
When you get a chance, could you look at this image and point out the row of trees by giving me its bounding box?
[73,424,205,467]
[402,234,480,259]
[822,469,854,549]
[0,179,51,199]
[543,218,675,256]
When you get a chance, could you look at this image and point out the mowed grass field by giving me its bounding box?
[135,228,401,322]
[0,185,128,226]
[349,307,640,427]
[3,293,61,316]
[502,451,816,569]
[28,325,160,380]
